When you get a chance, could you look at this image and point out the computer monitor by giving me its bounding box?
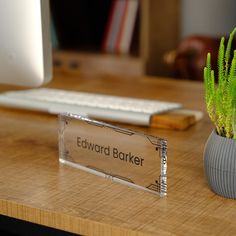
[0,0,52,87]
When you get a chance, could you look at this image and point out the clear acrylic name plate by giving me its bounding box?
[58,113,167,197]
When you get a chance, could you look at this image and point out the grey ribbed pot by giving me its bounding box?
[204,130,236,199]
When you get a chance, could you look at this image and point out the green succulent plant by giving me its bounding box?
[204,28,236,139]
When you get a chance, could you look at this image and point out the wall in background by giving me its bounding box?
[181,0,236,38]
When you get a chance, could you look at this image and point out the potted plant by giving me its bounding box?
[204,27,236,199]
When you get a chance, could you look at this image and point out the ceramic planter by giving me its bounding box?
[204,130,236,199]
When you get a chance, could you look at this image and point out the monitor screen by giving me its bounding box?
[0,0,52,87]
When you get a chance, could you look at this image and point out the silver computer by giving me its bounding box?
[0,0,52,87]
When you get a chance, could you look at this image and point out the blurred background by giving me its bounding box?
[50,0,236,81]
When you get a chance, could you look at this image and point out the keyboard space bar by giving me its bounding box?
[0,96,151,125]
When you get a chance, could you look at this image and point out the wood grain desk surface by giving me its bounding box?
[0,72,235,236]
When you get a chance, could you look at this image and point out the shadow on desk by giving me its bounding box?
[0,215,80,236]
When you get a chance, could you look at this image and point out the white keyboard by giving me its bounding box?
[0,88,182,125]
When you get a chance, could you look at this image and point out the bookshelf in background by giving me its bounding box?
[50,0,180,77]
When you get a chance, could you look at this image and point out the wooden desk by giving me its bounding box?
[0,72,235,236]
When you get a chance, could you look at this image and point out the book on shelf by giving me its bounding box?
[102,0,139,55]
[102,0,126,53]
[117,0,139,54]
